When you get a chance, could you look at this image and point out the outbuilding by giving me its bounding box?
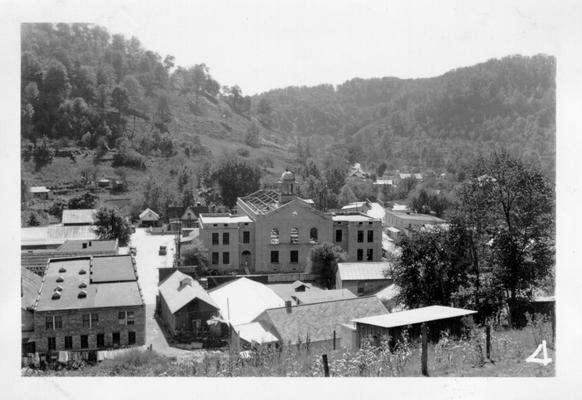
[139,208,160,227]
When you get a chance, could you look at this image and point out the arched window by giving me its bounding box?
[270,228,280,245]
[290,227,299,244]
[309,228,318,243]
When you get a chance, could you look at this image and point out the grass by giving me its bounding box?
[23,320,555,377]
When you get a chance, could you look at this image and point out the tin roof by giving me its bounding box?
[21,267,43,309]
[199,214,253,225]
[62,209,97,225]
[352,305,477,328]
[256,296,387,345]
[294,289,356,304]
[158,271,218,314]
[337,261,392,281]
[30,186,50,193]
[233,321,279,344]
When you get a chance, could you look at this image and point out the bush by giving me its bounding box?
[112,149,146,170]
[236,148,250,157]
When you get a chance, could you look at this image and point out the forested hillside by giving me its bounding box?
[20,23,555,225]
[256,55,555,176]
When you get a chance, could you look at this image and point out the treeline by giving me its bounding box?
[256,55,555,175]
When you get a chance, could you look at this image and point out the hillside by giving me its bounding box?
[20,23,555,223]
[255,55,555,176]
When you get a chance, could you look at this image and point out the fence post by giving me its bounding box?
[322,354,330,377]
[333,330,336,350]
[486,324,491,361]
[421,322,428,377]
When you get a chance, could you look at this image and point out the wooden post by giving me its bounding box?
[322,354,330,377]
[486,324,491,361]
[421,322,428,377]
[333,330,336,350]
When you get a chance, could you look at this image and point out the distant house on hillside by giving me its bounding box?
[139,208,160,227]
[30,186,51,201]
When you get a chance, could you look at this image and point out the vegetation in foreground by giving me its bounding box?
[23,316,554,377]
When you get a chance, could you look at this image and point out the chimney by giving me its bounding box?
[178,277,192,291]
[285,300,292,314]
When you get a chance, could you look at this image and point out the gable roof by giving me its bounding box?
[266,281,320,302]
[209,277,285,325]
[21,267,42,309]
[57,239,118,253]
[337,262,392,281]
[139,208,160,220]
[255,296,387,345]
[62,209,97,225]
[352,305,477,328]
[158,271,218,314]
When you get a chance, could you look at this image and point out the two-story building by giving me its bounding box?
[26,255,145,355]
[199,170,383,274]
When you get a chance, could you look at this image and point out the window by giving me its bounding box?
[118,311,126,325]
[366,248,374,261]
[47,337,56,351]
[80,335,88,349]
[127,311,135,326]
[357,230,364,243]
[212,232,219,245]
[64,336,73,350]
[243,231,250,244]
[223,232,229,245]
[128,331,136,345]
[367,230,374,243]
[222,252,230,265]
[335,229,343,242]
[82,314,90,328]
[270,228,280,245]
[309,228,318,243]
[212,252,219,265]
[112,332,120,346]
[271,251,279,263]
[290,227,299,244]
[45,316,54,330]
[82,242,87,249]
[290,250,298,263]
[97,333,105,348]
[91,313,99,327]
[54,315,62,329]
[357,249,364,261]
[357,282,365,295]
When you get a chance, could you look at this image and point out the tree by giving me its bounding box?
[338,184,357,206]
[457,152,554,326]
[27,212,41,227]
[68,191,98,209]
[209,157,262,209]
[94,207,132,246]
[392,225,469,308]
[308,242,347,289]
[32,136,55,171]
[181,238,208,268]
[245,122,260,148]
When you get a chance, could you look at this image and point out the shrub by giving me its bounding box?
[236,148,250,157]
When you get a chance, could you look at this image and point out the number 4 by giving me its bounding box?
[526,340,552,366]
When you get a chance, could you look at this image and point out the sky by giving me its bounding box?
[8,0,565,95]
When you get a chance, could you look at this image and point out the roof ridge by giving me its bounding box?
[266,295,379,311]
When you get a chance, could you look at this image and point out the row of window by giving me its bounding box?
[211,252,230,265]
[334,230,375,243]
[270,228,318,245]
[270,250,298,264]
[356,248,375,261]
[47,331,136,351]
[45,311,135,331]
[211,231,251,245]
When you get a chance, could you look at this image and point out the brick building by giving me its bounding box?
[199,170,383,274]
[26,255,145,355]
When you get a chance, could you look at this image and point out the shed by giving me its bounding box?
[158,271,220,337]
[336,261,392,296]
[30,186,51,200]
[353,305,477,346]
[62,209,97,226]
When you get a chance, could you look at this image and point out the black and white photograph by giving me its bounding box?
[3,0,582,397]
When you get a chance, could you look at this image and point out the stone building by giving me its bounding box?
[199,170,383,274]
[26,255,145,354]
